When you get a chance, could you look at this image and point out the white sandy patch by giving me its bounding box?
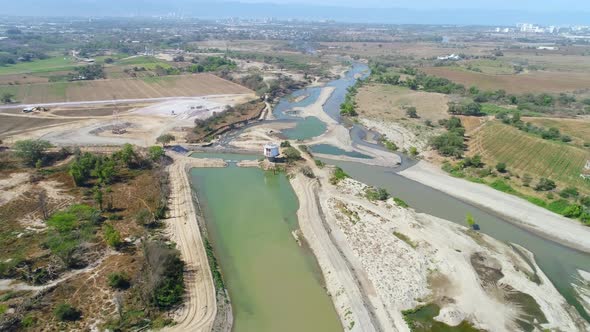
[360,118,431,151]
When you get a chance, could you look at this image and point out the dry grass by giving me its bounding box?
[458,116,487,134]
[356,83,450,122]
[524,117,590,147]
[0,74,252,104]
[422,67,590,93]
[469,121,590,192]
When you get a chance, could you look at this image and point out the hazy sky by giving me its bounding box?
[239,0,590,11]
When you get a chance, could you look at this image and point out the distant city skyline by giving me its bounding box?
[237,0,590,11]
[1,0,589,25]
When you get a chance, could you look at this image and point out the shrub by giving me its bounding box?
[365,187,390,201]
[535,178,556,191]
[54,303,81,321]
[393,197,409,208]
[382,139,398,151]
[280,141,291,148]
[559,186,579,199]
[495,162,507,173]
[466,213,476,228]
[563,204,583,218]
[135,208,153,226]
[405,107,419,118]
[329,167,349,185]
[107,272,130,289]
[283,147,301,162]
[314,159,325,168]
[430,132,464,158]
[21,314,36,327]
[104,223,122,249]
[409,147,419,157]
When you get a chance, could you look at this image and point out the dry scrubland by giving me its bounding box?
[469,121,590,192]
[422,67,590,93]
[0,74,251,104]
[356,84,450,122]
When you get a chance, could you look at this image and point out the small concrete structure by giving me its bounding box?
[264,143,280,161]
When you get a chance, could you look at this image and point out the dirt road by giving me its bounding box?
[0,94,253,111]
[163,153,226,332]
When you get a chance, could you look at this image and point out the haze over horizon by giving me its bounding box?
[1,0,589,25]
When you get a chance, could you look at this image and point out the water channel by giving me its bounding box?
[190,160,342,332]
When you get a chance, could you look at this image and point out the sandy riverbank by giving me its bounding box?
[287,86,401,167]
[163,153,226,332]
[400,161,590,253]
[293,156,589,331]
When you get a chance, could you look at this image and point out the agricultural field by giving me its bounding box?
[469,121,590,193]
[422,66,590,93]
[0,74,253,104]
[502,47,590,72]
[355,84,450,122]
[193,39,289,53]
[525,117,590,148]
[453,59,517,75]
[319,41,495,58]
[0,56,79,76]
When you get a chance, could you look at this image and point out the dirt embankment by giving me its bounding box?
[163,153,227,332]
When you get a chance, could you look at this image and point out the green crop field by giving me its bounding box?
[0,56,78,75]
[469,121,590,192]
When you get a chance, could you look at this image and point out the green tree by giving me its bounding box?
[495,162,507,173]
[156,134,175,147]
[13,139,52,167]
[117,144,137,167]
[409,146,419,157]
[148,146,165,162]
[283,147,301,162]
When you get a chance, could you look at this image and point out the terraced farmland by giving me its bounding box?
[469,121,590,192]
[0,73,252,104]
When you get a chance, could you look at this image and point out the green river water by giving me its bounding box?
[190,163,342,332]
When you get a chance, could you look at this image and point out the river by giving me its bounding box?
[272,62,590,322]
